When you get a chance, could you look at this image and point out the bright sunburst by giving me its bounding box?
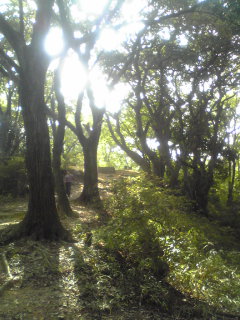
[44,0,146,113]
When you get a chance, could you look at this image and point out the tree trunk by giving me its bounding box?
[78,141,100,203]
[17,68,69,240]
[0,1,70,242]
[168,160,181,187]
[52,148,75,218]
[227,159,236,206]
[182,157,210,215]
[13,43,69,240]
[151,157,165,178]
[52,66,75,218]
[193,169,210,215]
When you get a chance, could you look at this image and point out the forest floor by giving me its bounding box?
[0,171,239,320]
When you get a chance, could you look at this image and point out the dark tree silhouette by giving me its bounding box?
[0,1,70,241]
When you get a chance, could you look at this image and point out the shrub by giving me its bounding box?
[98,175,240,314]
[0,157,27,197]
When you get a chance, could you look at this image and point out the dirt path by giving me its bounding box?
[0,199,179,320]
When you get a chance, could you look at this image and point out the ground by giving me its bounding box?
[0,200,173,320]
[0,172,239,320]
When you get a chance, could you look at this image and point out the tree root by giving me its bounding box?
[0,253,12,277]
[0,252,20,297]
[0,221,74,245]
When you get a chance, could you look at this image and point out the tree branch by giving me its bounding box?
[18,0,24,37]
[0,48,20,72]
[0,13,24,62]
[45,105,77,136]
[31,0,54,51]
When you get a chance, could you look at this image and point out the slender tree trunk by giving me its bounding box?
[227,159,236,206]
[52,138,75,218]
[52,66,75,218]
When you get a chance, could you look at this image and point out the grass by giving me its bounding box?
[0,174,239,319]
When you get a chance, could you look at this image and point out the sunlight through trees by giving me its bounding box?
[0,1,240,318]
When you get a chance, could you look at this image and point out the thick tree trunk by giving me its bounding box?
[78,141,100,203]
[0,1,70,242]
[182,157,211,216]
[18,74,69,240]
[168,161,181,187]
[193,170,210,215]
[151,158,165,178]
[12,46,69,240]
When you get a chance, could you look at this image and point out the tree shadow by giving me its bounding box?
[71,243,106,319]
[0,239,67,319]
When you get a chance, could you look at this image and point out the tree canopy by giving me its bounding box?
[0,0,240,318]
[0,0,239,235]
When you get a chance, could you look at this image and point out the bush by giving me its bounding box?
[98,175,240,314]
[0,157,28,197]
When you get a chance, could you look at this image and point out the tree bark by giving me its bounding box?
[78,141,100,203]
[227,158,236,207]
[0,1,70,241]
[52,126,75,218]
[52,65,75,218]
[71,86,104,204]
[18,58,68,239]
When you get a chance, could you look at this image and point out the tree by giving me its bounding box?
[98,120,136,168]
[0,80,23,160]
[54,0,125,204]
[50,63,76,217]
[0,0,69,241]
[222,97,240,206]
[103,0,240,213]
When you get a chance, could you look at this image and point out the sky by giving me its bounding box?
[44,0,146,115]
[44,0,192,115]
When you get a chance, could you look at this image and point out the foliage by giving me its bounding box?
[0,80,24,159]
[62,128,83,168]
[102,0,240,212]
[0,172,239,319]
[98,121,136,169]
[0,195,182,319]
[0,157,27,197]
[98,175,240,314]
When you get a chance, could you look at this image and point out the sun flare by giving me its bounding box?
[44,0,146,114]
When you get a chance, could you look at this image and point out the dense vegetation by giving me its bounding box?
[0,0,240,318]
[99,175,240,314]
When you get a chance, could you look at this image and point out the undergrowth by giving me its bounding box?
[97,175,240,315]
